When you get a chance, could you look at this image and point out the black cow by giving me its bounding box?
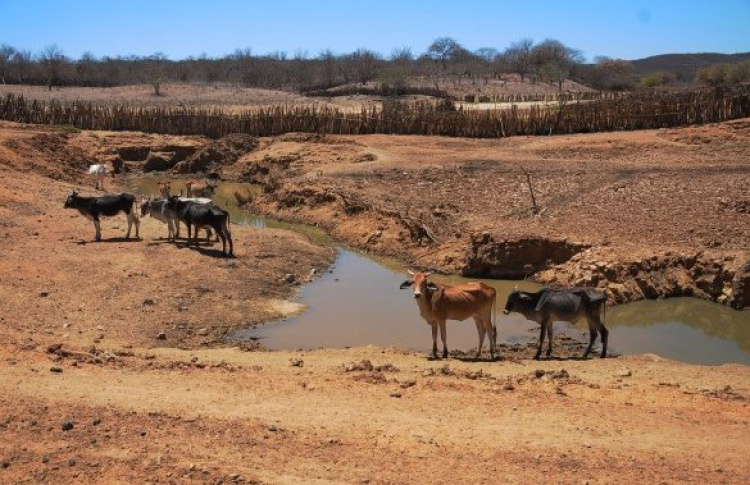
[64,191,140,241]
[166,196,233,256]
[504,287,609,359]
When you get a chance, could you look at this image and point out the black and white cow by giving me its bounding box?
[504,287,609,359]
[166,196,233,256]
[64,191,140,241]
[140,197,179,241]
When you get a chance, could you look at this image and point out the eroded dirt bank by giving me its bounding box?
[224,122,750,309]
[1,122,750,484]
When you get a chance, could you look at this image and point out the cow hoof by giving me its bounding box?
[599,353,607,359]
[534,354,542,361]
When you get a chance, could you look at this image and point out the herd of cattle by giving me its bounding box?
[64,180,233,256]
[65,172,609,361]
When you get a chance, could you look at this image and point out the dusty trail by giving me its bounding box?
[0,121,749,484]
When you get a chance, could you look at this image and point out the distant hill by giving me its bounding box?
[630,52,750,82]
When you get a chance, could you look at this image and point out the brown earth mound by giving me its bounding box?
[173,133,259,174]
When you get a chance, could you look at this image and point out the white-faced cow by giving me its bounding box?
[64,191,139,241]
[400,271,497,360]
[140,197,179,241]
[88,164,107,190]
[504,287,609,359]
[166,196,233,256]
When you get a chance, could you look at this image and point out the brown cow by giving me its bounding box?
[158,182,171,198]
[185,180,216,198]
[400,271,497,360]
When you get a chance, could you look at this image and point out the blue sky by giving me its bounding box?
[1,0,748,61]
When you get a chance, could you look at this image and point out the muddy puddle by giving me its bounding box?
[130,176,750,366]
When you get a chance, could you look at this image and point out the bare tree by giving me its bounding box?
[503,39,534,81]
[144,52,169,95]
[0,44,16,84]
[427,37,463,70]
[39,44,66,90]
[318,49,337,87]
[531,39,584,91]
[76,51,96,86]
[350,48,380,85]
[11,49,32,83]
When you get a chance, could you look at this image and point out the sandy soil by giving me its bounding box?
[1,122,749,483]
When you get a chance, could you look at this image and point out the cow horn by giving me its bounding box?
[407,270,415,276]
[513,284,519,291]
[424,272,433,277]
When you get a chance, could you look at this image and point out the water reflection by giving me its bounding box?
[232,249,543,352]
[606,299,750,365]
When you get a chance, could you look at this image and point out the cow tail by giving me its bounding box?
[493,297,498,348]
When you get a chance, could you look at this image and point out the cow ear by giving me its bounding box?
[399,280,413,289]
[426,282,439,291]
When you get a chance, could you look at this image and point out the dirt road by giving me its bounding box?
[1,122,749,484]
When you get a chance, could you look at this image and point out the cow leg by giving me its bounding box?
[93,219,102,241]
[594,314,609,358]
[582,317,598,359]
[225,223,234,256]
[219,231,227,256]
[486,316,497,360]
[175,220,181,238]
[430,323,438,360]
[474,317,485,360]
[535,320,547,360]
[186,223,192,246]
[546,321,554,358]
[438,319,448,359]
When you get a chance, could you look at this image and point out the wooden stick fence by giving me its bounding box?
[1,86,748,139]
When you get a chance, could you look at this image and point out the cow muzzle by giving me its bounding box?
[413,292,421,299]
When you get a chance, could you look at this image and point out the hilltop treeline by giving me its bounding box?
[0,38,640,93]
[2,40,748,95]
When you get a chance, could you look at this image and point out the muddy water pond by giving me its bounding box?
[129,176,750,366]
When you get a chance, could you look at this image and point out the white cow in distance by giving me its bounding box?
[88,164,108,190]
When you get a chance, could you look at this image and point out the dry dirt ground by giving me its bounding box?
[1,122,749,484]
